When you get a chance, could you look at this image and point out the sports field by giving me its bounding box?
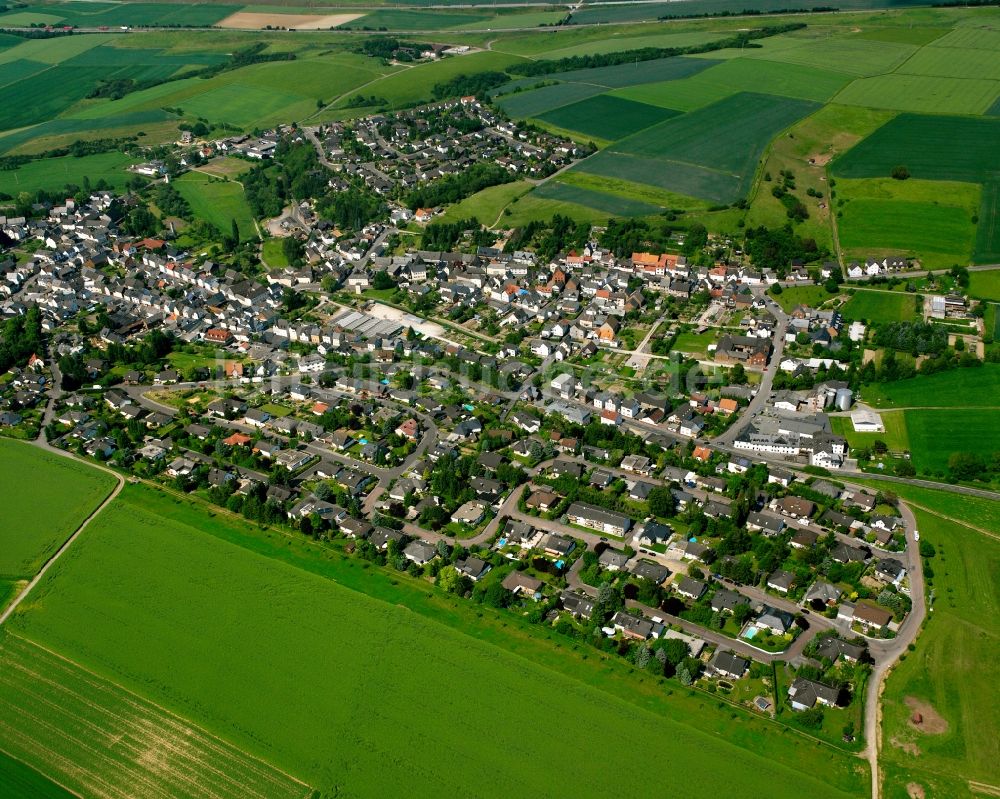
[905,408,1000,472]
[0,440,116,582]
[840,290,919,323]
[173,171,257,236]
[1,485,867,799]
[574,92,819,203]
[861,363,1000,408]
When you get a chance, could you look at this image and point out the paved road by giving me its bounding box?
[713,294,788,448]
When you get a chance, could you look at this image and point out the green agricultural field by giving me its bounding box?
[497,82,607,119]
[173,172,257,237]
[745,33,919,77]
[542,30,727,59]
[975,181,1000,264]
[860,363,1000,408]
[610,76,734,112]
[575,92,819,203]
[747,104,893,249]
[838,199,977,268]
[904,408,1000,472]
[830,410,909,453]
[0,2,233,27]
[1,485,867,799]
[332,50,525,113]
[895,43,1000,81]
[0,440,116,580]
[968,268,1000,301]
[832,113,1000,183]
[0,151,136,195]
[840,290,919,322]
[556,170,712,211]
[879,508,1000,798]
[833,73,1000,115]
[337,9,492,29]
[537,95,679,141]
[0,109,178,155]
[529,54,718,90]
[651,57,851,103]
[499,190,612,227]
[0,751,73,799]
[532,181,662,217]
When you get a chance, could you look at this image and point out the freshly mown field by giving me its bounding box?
[840,290,919,322]
[861,363,1000,408]
[1,485,867,799]
[0,440,116,581]
[879,507,1000,799]
[537,95,679,141]
[574,92,818,203]
[0,151,136,194]
[904,408,1000,472]
[173,171,257,236]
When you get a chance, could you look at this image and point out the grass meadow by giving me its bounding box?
[0,440,116,581]
[1,484,868,799]
[173,171,257,237]
[860,364,1000,408]
[532,181,662,217]
[772,284,835,312]
[968,268,1000,301]
[840,290,919,322]
[830,410,909,453]
[0,151,136,194]
[879,507,1000,798]
[904,408,1000,472]
[438,179,532,225]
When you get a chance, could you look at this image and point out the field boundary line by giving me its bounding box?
[902,501,1000,542]
[2,632,313,796]
[0,442,123,626]
[0,744,83,799]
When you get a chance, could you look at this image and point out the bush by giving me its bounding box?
[891,165,910,181]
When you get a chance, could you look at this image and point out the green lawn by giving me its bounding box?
[860,364,1000,408]
[0,440,116,580]
[840,291,918,323]
[673,330,716,356]
[173,171,257,238]
[261,237,291,268]
[904,408,1000,473]
[772,284,836,312]
[1,484,868,799]
[879,508,1000,798]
